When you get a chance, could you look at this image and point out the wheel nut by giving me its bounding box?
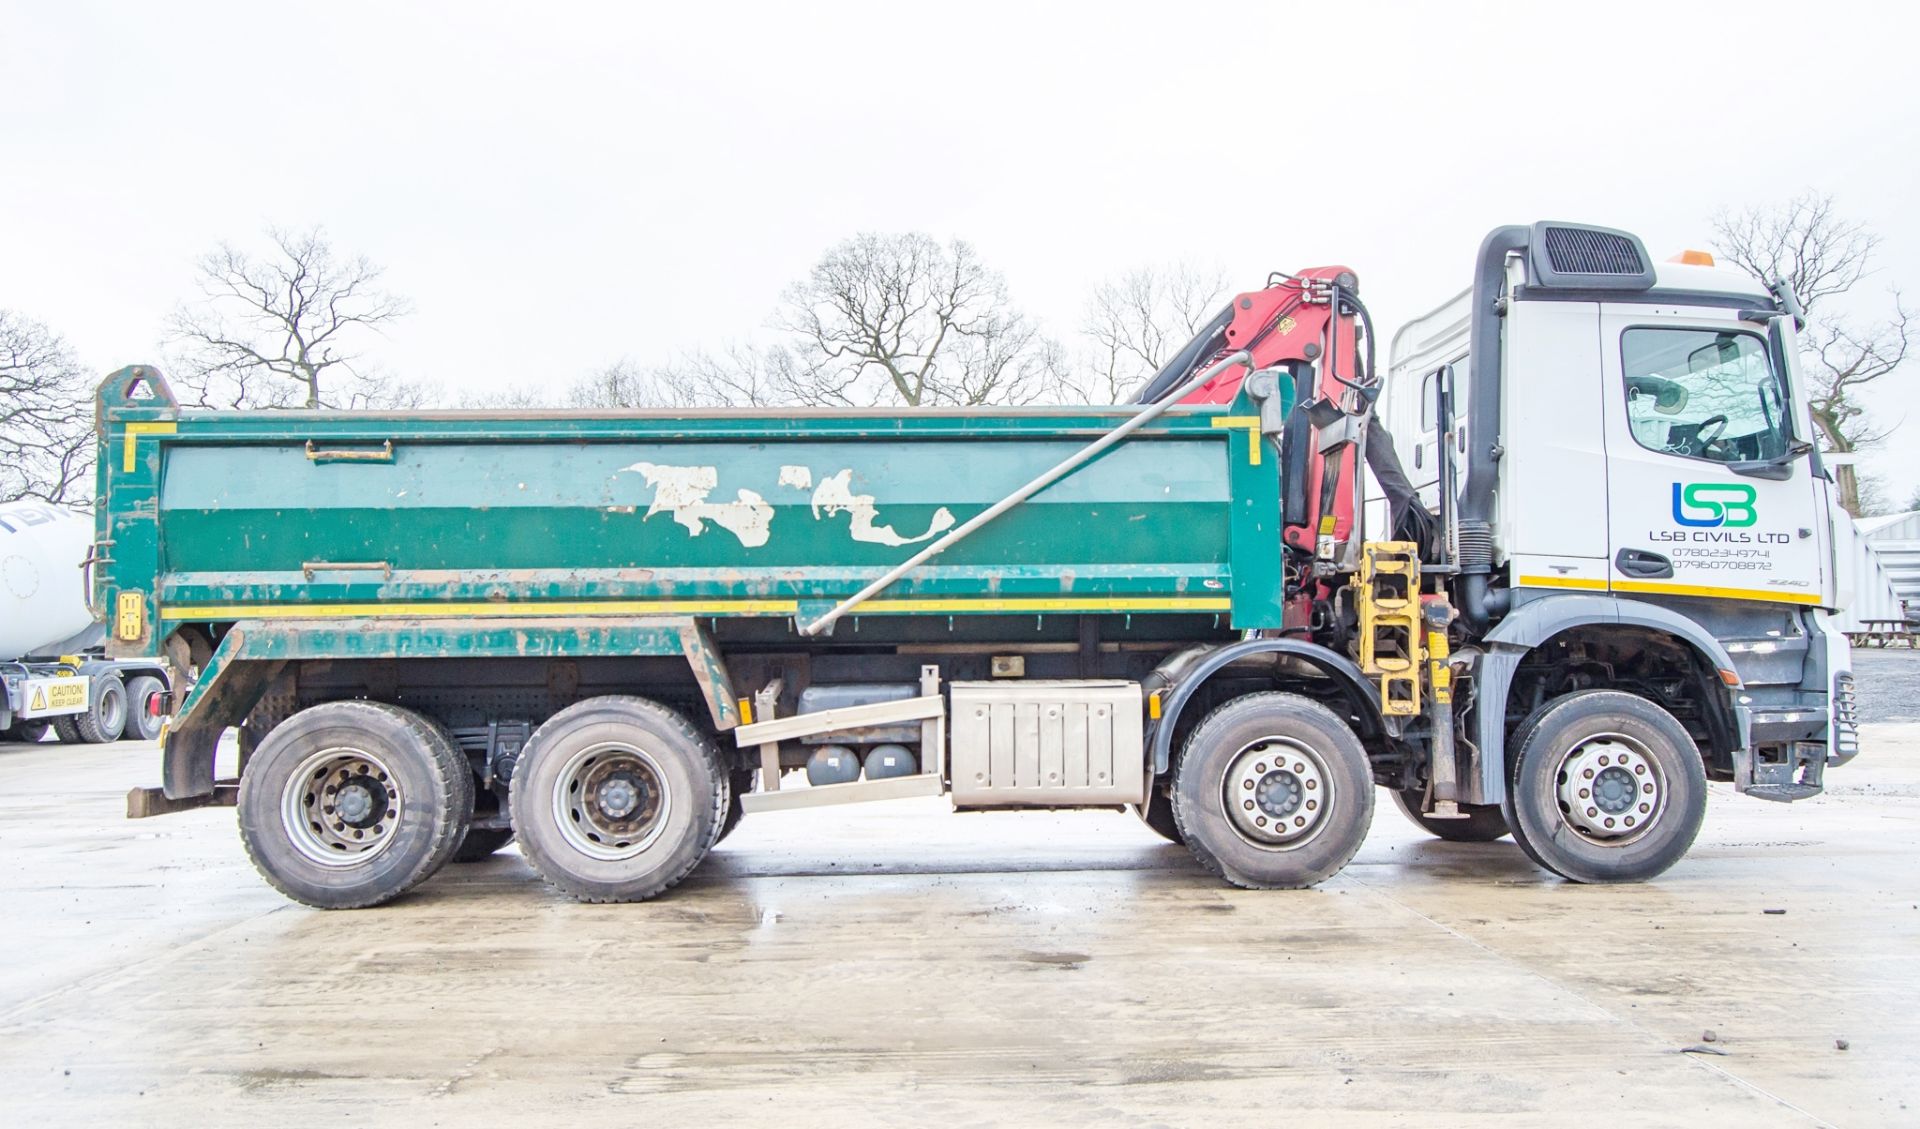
[1603,817,1615,828]
[1305,799,1317,811]
[1587,807,1598,817]
[1244,799,1255,810]
[1583,768,1594,779]
[1293,762,1305,773]
[1294,816,1306,827]
[1255,816,1268,827]
[1643,783,1655,794]
[1634,764,1646,775]
[1305,780,1317,790]
[1624,816,1635,827]
[1579,788,1590,799]
[1243,779,1254,790]
[1639,802,1650,813]
[1256,763,1267,773]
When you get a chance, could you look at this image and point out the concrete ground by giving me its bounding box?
[3,661,1918,1126]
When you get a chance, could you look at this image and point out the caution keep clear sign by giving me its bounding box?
[26,679,87,715]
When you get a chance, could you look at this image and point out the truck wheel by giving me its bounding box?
[5,719,51,743]
[1391,789,1510,842]
[237,701,474,909]
[1132,786,1186,845]
[57,675,127,743]
[511,696,727,903]
[1503,691,1706,883]
[715,768,754,845]
[122,675,167,741]
[1172,692,1373,889]
[453,827,516,862]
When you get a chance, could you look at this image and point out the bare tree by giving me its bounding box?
[166,226,420,410]
[773,233,1061,407]
[0,311,94,505]
[1712,193,1912,515]
[1075,263,1228,403]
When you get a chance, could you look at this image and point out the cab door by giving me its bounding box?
[1599,306,1824,607]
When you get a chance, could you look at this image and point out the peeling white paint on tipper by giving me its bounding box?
[621,462,774,548]
[811,469,954,547]
[778,466,813,490]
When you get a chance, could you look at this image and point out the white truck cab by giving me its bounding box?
[1383,223,1856,805]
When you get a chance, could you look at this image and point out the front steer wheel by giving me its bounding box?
[237,701,474,909]
[511,696,728,903]
[1172,692,1374,889]
[1503,690,1706,883]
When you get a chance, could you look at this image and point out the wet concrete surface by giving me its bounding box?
[2,725,1917,1127]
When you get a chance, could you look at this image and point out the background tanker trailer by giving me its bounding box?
[1,499,172,744]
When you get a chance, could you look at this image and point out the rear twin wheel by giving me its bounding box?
[237,701,474,909]
[510,696,728,903]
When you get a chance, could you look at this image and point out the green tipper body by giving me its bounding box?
[94,367,1294,645]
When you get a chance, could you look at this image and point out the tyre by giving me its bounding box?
[1503,690,1707,883]
[453,826,516,862]
[1172,692,1374,889]
[55,675,127,744]
[511,696,727,903]
[5,719,51,744]
[123,675,167,742]
[715,768,755,845]
[1132,786,1186,845]
[1391,788,1510,842]
[237,701,474,909]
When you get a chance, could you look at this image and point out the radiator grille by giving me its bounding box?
[1542,226,1647,276]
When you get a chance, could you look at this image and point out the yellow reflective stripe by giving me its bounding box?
[1520,574,1823,606]
[1612,579,1822,605]
[160,599,802,620]
[863,597,1231,613]
[158,595,1235,621]
[121,422,177,472]
[1210,416,1262,465]
[1517,574,1609,592]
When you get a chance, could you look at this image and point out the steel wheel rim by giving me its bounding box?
[1222,736,1333,850]
[1553,732,1666,847]
[281,746,405,867]
[100,687,126,736]
[552,742,672,861]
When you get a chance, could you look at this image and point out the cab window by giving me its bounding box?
[1621,328,1789,463]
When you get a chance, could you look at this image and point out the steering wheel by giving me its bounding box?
[1694,414,1730,457]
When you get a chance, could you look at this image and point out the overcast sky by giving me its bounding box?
[5,2,1918,495]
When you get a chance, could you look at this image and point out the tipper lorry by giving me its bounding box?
[97,221,1858,908]
[2,499,171,745]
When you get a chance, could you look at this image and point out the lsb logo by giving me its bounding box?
[1672,482,1758,528]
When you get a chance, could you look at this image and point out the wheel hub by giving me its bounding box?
[596,773,644,820]
[554,744,672,861]
[1223,739,1329,848]
[1555,736,1663,844]
[281,748,404,868]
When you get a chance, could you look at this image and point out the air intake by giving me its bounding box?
[1543,227,1644,275]
[1525,222,1656,292]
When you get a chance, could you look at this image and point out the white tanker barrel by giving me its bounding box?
[0,500,96,659]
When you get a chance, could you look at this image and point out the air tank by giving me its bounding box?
[0,501,93,658]
[805,745,862,786]
[862,744,918,780]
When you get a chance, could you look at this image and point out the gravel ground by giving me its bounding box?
[1851,647,1920,724]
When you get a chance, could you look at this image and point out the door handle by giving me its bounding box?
[1615,548,1673,579]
